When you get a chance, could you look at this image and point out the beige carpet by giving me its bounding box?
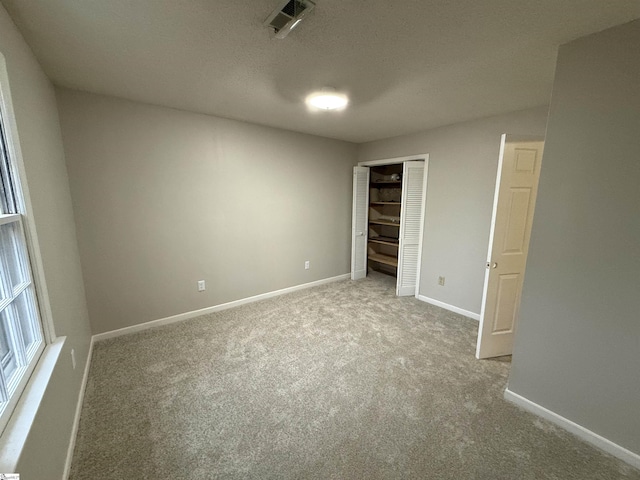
[70,272,639,479]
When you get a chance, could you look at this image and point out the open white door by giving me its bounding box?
[476,135,544,359]
[396,161,426,296]
[351,166,369,280]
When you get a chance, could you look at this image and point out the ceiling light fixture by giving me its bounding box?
[305,88,349,111]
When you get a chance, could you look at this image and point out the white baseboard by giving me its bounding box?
[63,337,94,480]
[416,294,480,321]
[504,387,640,470]
[93,274,351,342]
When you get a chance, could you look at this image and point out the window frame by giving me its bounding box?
[0,214,45,431]
[0,54,56,436]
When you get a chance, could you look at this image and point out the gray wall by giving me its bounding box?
[509,20,640,455]
[0,4,92,479]
[56,89,358,334]
[358,107,549,315]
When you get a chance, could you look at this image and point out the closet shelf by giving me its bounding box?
[370,201,400,205]
[369,220,400,227]
[371,181,402,186]
[369,236,399,247]
[368,253,398,267]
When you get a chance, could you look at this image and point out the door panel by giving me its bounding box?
[477,135,544,359]
[398,244,420,291]
[493,273,520,333]
[351,166,369,280]
[502,188,532,254]
[397,161,426,296]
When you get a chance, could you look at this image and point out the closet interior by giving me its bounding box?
[367,163,403,277]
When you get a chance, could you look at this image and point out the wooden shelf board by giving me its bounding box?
[370,202,401,205]
[371,181,402,186]
[369,220,400,227]
[369,236,399,247]
[368,253,398,267]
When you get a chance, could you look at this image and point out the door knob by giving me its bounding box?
[356,231,364,236]
[486,262,498,269]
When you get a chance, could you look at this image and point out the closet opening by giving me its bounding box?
[351,155,429,297]
[368,163,403,277]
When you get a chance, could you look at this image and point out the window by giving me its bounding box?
[0,107,45,433]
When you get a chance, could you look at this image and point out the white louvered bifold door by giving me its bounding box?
[351,166,370,280]
[396,161,426,296]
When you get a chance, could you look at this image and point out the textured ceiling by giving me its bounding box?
[2,0,638,143]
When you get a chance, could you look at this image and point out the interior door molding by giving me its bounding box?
[358,153,429,167]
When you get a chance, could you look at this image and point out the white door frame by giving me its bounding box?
[358,154,428,167]
[357,154,429,297]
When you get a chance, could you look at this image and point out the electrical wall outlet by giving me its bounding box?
[304,260,310,270]
[438,276,445,286]
[71,348,76,370]
[197,280,206,292]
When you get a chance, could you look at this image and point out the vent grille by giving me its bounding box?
[281,0,306,17]
[270,12,292,31]
[264,0,316,38]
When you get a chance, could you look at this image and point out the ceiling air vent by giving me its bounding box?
[264,0,316,39]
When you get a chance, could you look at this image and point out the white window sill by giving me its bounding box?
[0,336,66,472]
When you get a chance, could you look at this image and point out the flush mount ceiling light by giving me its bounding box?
[305,88,349,111]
